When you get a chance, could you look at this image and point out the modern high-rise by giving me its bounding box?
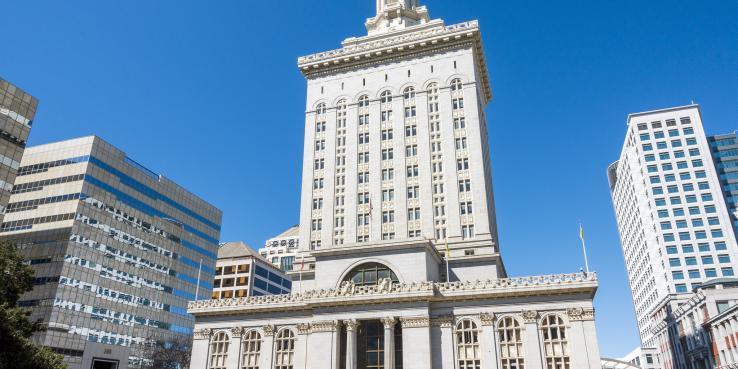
[608,104,738,347]
[259,225,299,271]
[189,2,602,369]
[0,77,38,221]
[3,136,222,369]
[213,241,291,299]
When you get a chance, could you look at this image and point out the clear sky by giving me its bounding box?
[3,0,737,358]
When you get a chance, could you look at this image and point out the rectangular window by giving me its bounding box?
[698,243,710,252]
[689,207,700,215]
[640,133,650,141]
[676,161,688,169]
[666,246,678,254]
[671,197,682,205]
[669,258,681,267]
[719,254,731,263]
[663,233,675,242]
[659,153,670,160]
[688,270,701,279]
[679,172,691,180]
[722,268,735,277]
[660,222,672,230]
[664,174,676,182]
[695,231,706,239]
[674,150,685,158]
[715,241,727,250]
[683,245,694,253]
[702,256,714,264]
[672,271,684,280]
[674,208,685,216]
[652,187,664,195]
[656,142,667,149]
[687,138,698,146]
[705,269,717,278]
[676,220,688,229]
[691,219,704,227]
[705,205,716,213]
[701,194,713,202]
[675,284,688,293]
[406,165,419,177]
[683,127,694,135]
[645,154,655,162]
[679,232,691,241]
[658,210,669,218]
[671,139,682,147]
[682,183,694,191]
[667,185,679,193]
[685,257,697,266]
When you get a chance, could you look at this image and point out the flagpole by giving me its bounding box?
[579,223,590,274]
[194,257,203,300]
[445,239,451,282]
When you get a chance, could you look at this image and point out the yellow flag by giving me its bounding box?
[579,224,585,241]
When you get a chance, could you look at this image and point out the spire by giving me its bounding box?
[366,0,430,35]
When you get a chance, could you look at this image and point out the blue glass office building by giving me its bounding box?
[709,132,738,237]
[2,136,222,369]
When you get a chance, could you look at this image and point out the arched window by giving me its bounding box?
[358,95,370,108]
[316,103,327,115]
[343,262,398,286]
[456,319,481,369]
[541,315,570,369]
[380,90,393,104]
[403,87,415,100]
[241,330,261,369]
[497,317,524,369]
[450,78,463,92]
[274,329,295,369]
[209,331,229,369]
[337,99,347,129]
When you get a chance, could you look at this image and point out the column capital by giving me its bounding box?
[400,316,430,328]
[297,323,311,335]
[521,310,538,324]
[567,307,595,321]
[230,326,245,338]
[381,316,397,329]
[263,324,276,336]
[479,312,495,326]
[344,319,360,331]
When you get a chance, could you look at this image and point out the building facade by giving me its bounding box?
[708,132,738,239]
[214,242,291,299]
[0,77,38,221]
[259,226,299,272]
[619,346,661,369]
[608,105,738,347]
[2,136,222,369]
[189,2,603,369]
[650,278,738,369]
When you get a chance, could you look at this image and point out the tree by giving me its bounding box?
[135,335,192,369]
[0,241,66,369]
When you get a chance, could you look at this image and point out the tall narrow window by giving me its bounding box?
[498,317,524,369]
[209,332,229,369]
[456,319,481,369]
[541,315,569,369]
[241,330,262,369]
[274,329,295,369]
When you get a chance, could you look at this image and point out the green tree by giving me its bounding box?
[0,241,66,369]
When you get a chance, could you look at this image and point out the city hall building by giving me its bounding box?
[189,1,603,368]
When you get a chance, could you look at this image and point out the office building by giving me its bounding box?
[188,2,603,369]
[259,225,299,271]
[708,132,738,237]
[4,136,222,369]
[650,278,738,369]
[608,104,738,347]
[213,241,291,299]
[619,347,661,369]
[0,77,38,221]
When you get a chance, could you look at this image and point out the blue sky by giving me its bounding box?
[3,0,737,358]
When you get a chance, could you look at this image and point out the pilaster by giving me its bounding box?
[295,323,311,369]
[567,308,600,369]
[400,316,431,369]
[191,328,212,369]
[382,317,397,369]
[521,311,544,369]
[432,316,455,369]
[308,320,341,369]
[260,325,276,369]
[479,313,499,369]
[226,327,244,369]
[344,319,359,369]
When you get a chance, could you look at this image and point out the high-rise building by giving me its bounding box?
[3,136,222,369]
[259,225,299,271]
[213,241,291,299]
[608,104,738,347]
[0,77,38,221]
[189,2,603,369]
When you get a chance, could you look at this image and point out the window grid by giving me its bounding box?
[456,319,481,369]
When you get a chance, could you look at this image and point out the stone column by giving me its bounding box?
[191,328,212,369]
[260,325,276,369]
[566,308,601,369]
[522,310,544,369]
[344,319,359,369]
[295,323,311,369]
[479,313,499,369]
[382,317,397,369]
[226,327,244,369]
[400,316,432,369]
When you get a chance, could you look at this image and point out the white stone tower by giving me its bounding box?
[295,0,503,287]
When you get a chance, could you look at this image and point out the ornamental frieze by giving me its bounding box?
[230,327,244,338]
[263,325,275,336]
[400,316,430,328]
[312,320,340,333]
[479,312,495,326]
[296,323,311,335]
[193,328,212,340]
[430,316,454,328]
[567,308,595,321]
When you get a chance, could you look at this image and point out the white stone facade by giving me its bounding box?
[189,2,604,368]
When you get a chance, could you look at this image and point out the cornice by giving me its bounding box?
[297,20,491,104]
[188,273,598,317]
[400,316,430,328]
